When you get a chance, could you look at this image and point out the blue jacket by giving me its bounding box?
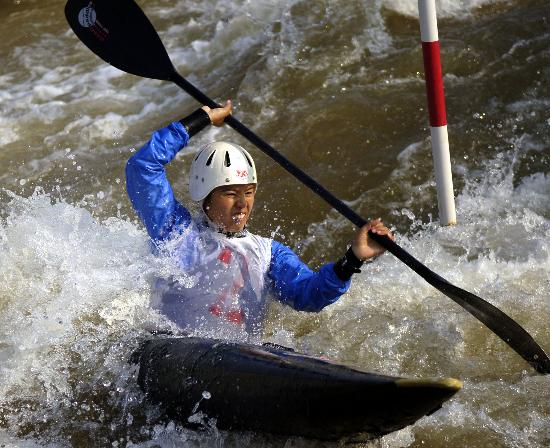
[126,122,350,331]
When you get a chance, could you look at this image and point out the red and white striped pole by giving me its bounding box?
[419,0,456,226]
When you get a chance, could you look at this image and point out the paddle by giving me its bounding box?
[64,0,550,374]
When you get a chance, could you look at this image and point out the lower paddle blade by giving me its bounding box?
[65,0,175,81]
[369,233,550,374]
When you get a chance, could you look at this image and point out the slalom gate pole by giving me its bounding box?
[418,0,456,226]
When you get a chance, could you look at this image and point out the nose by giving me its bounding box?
[235,194,247,208]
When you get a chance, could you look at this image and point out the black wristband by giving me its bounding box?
[333,247,364,281]
[179,108,211,138]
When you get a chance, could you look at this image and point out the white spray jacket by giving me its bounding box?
[126,122,351,335]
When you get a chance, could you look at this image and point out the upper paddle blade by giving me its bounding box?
[65,0,175,81]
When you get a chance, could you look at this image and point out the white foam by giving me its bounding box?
[382,0,509,19]
[0,191,173,413]
[1,169,548,446]
[82,112,129,141]
[0,117,19,145]
[32,84,70,101]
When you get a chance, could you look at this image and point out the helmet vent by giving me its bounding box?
[224,151,231,167]
[243,152,253,167]
[205,150,216,166]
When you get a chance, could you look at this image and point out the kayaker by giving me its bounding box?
[126,100,395,337]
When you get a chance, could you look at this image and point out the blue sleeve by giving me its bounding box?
[269,240,351,312]
[125,121,192,241]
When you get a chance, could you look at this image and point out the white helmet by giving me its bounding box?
[189,141,257,201]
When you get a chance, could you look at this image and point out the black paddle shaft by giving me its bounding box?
[65,0,550,374]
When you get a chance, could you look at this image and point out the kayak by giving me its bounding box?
[132,336,461,441]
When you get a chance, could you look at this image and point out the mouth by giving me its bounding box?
[232,212,246,222]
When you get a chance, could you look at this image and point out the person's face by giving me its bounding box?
[204,184,256,232]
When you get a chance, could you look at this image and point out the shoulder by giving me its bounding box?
[245,232,272,257]
[269,239,311,273]
[228,232,272,272]
[270,239,297,259]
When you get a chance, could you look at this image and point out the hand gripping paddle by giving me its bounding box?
[65,0,550,374]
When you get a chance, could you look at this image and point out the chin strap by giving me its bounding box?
[219,228,248,238]
[200,211,248,238]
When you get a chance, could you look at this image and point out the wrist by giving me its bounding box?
[333,247,364,281]
[350,245,366,262]
[179,108,211,137]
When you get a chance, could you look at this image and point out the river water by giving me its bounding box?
[0,0,549,446]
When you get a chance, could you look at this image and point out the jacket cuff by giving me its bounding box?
[333,247,364,281]
[179,108,211,138]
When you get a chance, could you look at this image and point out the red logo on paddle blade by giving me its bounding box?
[78,3,109,42]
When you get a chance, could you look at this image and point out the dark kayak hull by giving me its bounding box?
[133,336,461,441]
